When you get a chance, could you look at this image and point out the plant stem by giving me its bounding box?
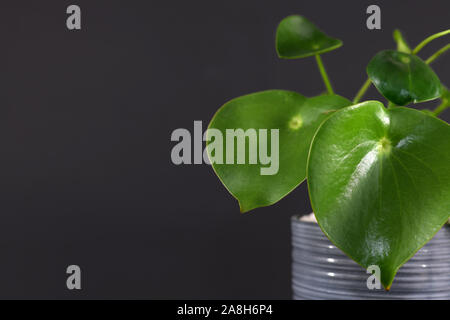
[388,101,396,108]
[425,43,450,64]
[353,78,372,104]
[412,29,450,55]
[433,101,449,116]
[315,54,334,94]
[393,29,412,53]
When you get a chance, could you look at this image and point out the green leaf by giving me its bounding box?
[367,50,442,106]
[207,90,351,213]
[276,15,342,59]
[308,101,450,289]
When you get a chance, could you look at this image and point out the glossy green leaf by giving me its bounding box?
[276,15,342,59]
[308,101,450,289]
[207,90,351,213]
[367,50,442,106]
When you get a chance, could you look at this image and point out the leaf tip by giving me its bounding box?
[238,201,250,214]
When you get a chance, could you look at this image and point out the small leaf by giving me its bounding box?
[308,101,450,289]
[207,90,351,212]
[367,50,442,106]
[276,15,342,59]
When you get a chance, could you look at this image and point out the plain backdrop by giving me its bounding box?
[0,0,449,299]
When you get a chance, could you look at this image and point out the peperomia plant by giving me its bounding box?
[206,15,450,289]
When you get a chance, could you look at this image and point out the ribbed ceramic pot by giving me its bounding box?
[292,216,450,300]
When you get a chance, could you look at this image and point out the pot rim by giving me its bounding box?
[291,213,450,230]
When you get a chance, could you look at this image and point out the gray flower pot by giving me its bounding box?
[291,216,450,300]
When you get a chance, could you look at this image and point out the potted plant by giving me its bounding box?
[205,15,450,299]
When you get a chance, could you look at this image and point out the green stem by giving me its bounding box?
[425,43,450,64]
[315,54,334,94]
[388,101,396,108]
[393,29,412,53]
[433,101,449,116]
[412,29,450,54]
[353,78,372,104]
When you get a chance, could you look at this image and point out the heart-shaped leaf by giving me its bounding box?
[367,50,442,106]
[276,15,342,59]
[308,101,450,289]
[207,90,351,212]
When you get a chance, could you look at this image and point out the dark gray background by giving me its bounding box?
[0,0,448,299]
